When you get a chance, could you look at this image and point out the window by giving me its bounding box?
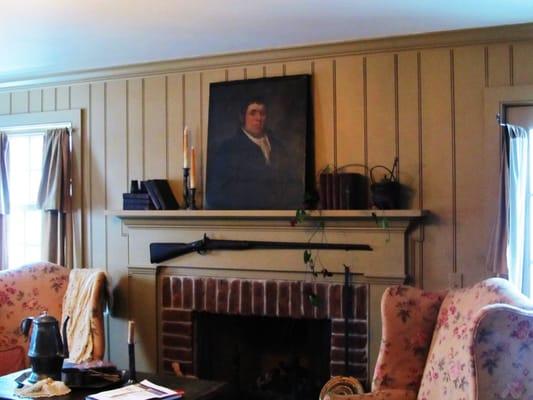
[7,132,44,268]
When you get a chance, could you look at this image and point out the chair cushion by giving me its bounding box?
[372,286,445,393]
[417,278,532,400]
[0,262,69,372]
[0,346,25,375]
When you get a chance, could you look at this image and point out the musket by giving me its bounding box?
[150,233,372,263]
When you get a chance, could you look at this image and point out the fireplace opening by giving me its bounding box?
[195,312,331,400]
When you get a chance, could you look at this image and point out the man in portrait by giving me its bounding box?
[206,76,310,209]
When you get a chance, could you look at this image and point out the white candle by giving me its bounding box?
[190,147,196,189]
[128,320,135,344]
[183,127,189,168]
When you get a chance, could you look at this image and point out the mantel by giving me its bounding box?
[106,209,426,228]
[114,209,427,375]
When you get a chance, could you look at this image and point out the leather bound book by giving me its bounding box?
[331,172,340,210]
[339,173,367,209]
[143,179,180,210]
[319,173,329,209]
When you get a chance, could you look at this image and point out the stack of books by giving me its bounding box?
[123,193,155,210]
[122,179,180,210]
[319,172,368,210]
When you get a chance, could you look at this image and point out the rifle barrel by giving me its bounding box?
[150,237,372,264]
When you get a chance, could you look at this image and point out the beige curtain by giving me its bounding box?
[37,128,76,268]
[0,132,9,269]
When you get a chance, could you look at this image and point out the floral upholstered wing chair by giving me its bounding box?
[326,278,533,400]
[0,262,69,375]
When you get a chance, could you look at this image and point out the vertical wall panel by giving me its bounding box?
[366,54,396,177]
[144,76,167,179]
[0,94,10,114]
[245,65,265,79]
[70,83,91,268]
[420,49,453,289]
[335,55,365,170]
[397,51,420,206]
[56,86,70,110]
[90,83,106,268]
[106,81,128,209]
[284,61,312,76]
[312,59,335,173]
[42,88,55,111]
[488,44,511,87]
[184,72,202,206]
[167,73,185,203]
[454,46,487,286]
[105,80,129,368]
[11,91,28,113]
[397,51,422,282]
[227,68,245,81]
[29,89,42,112]
[513,42,533,85]
[127,79,144,182]
[265,63,284,77]
[201,69,226,206]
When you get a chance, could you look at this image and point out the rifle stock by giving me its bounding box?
[150,234,372,263]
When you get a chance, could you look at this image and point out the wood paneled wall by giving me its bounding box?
[1,29,533,367]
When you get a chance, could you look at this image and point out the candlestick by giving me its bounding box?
[128,320,135,344]
[188,188,197,210]
[190,147,196,189]
[182,167,190,209]
[183,127,190,168]
[127,321,137,383]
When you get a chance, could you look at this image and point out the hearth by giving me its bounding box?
[195,313,330,399]
[159,274,369,388]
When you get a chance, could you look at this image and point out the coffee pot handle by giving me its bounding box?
[20,317,33,337]
[62,316,70,359]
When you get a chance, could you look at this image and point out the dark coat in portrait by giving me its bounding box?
[206,129,303,209]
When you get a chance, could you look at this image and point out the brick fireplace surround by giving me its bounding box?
[159,274,369,383]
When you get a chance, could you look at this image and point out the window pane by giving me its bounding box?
[7,132,44,269]
[30,135,43,170]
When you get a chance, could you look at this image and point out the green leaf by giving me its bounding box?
[308,292,321,307]
[303,249,312,263]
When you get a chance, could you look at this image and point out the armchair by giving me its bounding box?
[326,278,533,400]
[0,262,107,376]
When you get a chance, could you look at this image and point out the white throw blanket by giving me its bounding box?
[61,268,106,363]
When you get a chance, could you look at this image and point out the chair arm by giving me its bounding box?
[325,389,417,400]
[474,304,533,400]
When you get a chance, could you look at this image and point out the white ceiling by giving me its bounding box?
[1,0,532,83]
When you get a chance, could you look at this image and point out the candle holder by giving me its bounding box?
[127,342,137,384]
[188,188,197,210]
[182,167,190,209]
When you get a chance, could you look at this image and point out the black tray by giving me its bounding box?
[61,368,128,389]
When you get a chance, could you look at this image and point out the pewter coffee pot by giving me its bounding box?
[20,312,70,383]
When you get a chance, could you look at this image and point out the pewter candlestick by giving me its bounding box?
[183,167,190,209]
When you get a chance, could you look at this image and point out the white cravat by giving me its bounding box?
[242,128,271,164]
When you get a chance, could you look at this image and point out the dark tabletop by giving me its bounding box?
[0,369,228,400]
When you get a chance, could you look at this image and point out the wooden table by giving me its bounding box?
[0,369,228,400]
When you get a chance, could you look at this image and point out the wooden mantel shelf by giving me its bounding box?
[106,209,426,221]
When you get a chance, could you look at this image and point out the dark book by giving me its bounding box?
[319,173,329,209]
[325,173,333,210]
[123,199,155,210]
[339,173,367,209]
[143,179,180,210]
[123,192,151,201]
[331,173,340,210]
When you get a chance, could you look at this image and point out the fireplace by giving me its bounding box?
[195,313,330,399]
[159,274,369,391]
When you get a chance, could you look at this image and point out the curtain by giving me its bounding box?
[486,127,510,277]
[507,124,531,297]
[0,132,9,269]
[37,128,77,268]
